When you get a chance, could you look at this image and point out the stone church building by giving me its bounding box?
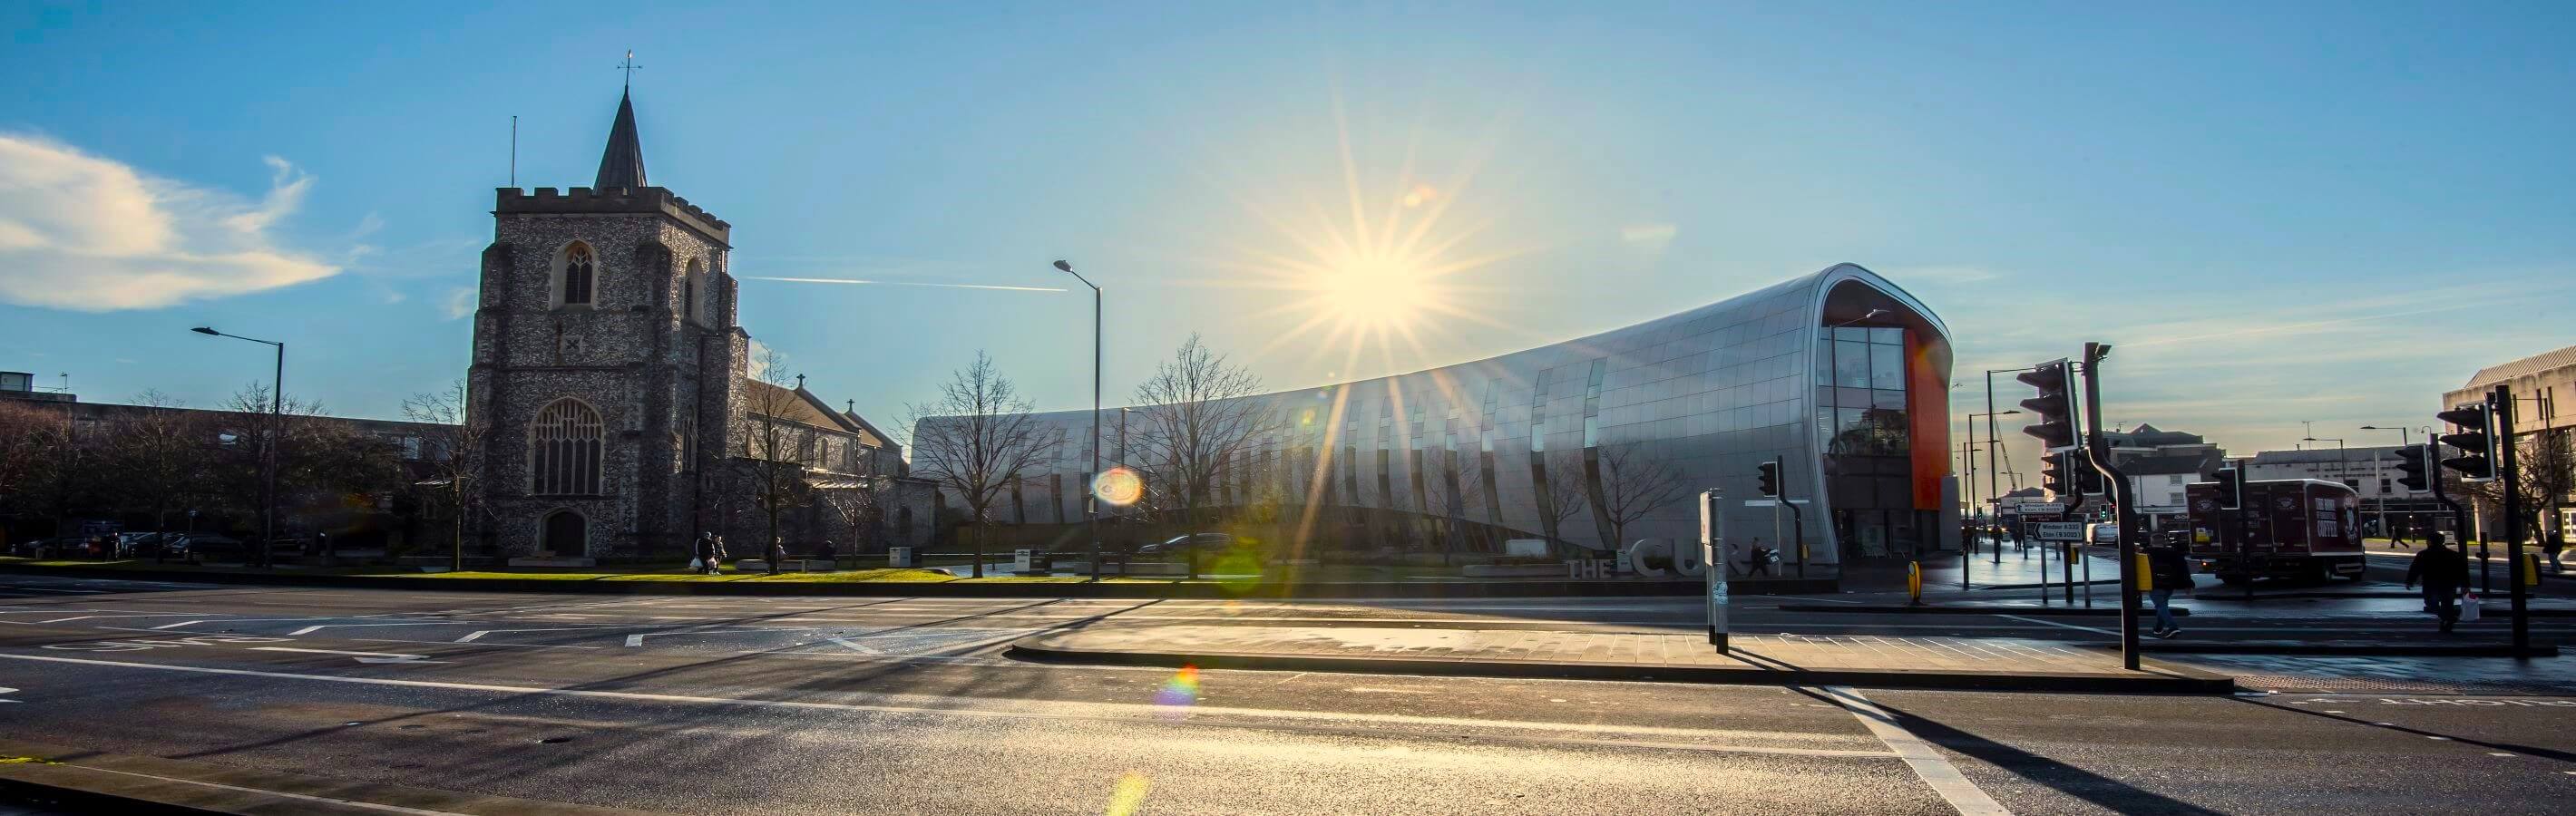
[463,87,931,564]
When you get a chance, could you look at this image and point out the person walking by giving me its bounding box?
[2543,530,2565,577]
[690,533,716,575]
[2405,533,2471,634]
[2147,540,2193,638]
[710,535,730,575]
[766,539,786,576]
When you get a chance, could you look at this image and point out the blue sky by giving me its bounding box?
[4,1,2571,482]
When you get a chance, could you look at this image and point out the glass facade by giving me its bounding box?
[952,263,1955,571]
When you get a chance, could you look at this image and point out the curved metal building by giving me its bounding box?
[945,263,1955,571]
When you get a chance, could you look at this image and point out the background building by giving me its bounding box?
[948,264,1956,574]
[2443,344,2575,539]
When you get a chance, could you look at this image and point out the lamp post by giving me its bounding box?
[1986,366,2038,563]
[1965,409,2022,587]
[2361,424,2425,542]
[1053,260,1103,582]
[191,326,283,568]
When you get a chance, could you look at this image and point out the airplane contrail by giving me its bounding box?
[745,276,1065,293]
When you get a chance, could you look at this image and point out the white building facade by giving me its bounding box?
[950,264,1958,570]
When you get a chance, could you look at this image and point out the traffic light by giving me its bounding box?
[2212,466,2242,509]
[2391,444,2431,492]
[1756,460,1781,497]
[2040,452,2073,495]
[2436,403,2497,482]
[2015,359,2078,452]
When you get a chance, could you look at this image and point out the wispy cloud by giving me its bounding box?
[0,135,337,310]
[441,287,475,320]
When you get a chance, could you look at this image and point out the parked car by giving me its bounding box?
[2087,523,2120,545]
[169,535,247,561]
[1138,533,1236,555]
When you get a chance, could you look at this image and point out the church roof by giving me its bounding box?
[742,379,861,434]
[594,89,649,189]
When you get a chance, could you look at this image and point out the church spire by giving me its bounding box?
[593,87,649,189]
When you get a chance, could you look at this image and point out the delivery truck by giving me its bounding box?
[2185,478,2365,584]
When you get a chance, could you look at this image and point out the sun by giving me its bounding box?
[1312,257,1433,331]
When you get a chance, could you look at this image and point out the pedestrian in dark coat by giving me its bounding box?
[692,534,717,575]
[2405,534,2472,633]
[2147,542,2194,637]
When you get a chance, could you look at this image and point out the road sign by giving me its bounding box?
[2012,503,2065,515]
[2035,521,2088,541]
[1740,500,1810,508]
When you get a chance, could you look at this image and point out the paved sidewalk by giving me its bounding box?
[1010,625,2233,694]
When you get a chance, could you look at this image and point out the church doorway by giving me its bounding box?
[541,510,587,557]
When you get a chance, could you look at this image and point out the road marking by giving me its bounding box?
[827,637,880,654]
[287,622,454,636]
[1819,686,2011,816]
[625,634,647,646]
[248,646,435,660]
[0,685,16,703]
[51,763,469,815]
[456,631,490,643]
[151,620,210,629]
[0,650,1898,757]
[1994,615,2117,636]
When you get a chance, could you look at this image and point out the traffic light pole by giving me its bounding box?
[2078,343,2142,672]
[2493,384,2529,656]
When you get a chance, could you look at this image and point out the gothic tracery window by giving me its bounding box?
[530,398,604,495]
[561,243,596,306]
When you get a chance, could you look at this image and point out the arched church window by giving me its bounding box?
[560,243,596,306]
[530,398,604,496]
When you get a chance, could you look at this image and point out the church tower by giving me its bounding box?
[465,86,745,563]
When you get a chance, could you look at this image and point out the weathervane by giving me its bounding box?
[619,50,641,91]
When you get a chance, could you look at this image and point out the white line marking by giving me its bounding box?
[247,647,431,660]
[0,651,1895,757]
[827,637,880,654]
[46,763,468,815]
[151,620,210,629]
[455,631,489,643]
[1995,615,2117,636]
[1819,686,2011,816]
[625,634,646,646]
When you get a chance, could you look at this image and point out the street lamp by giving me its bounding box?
[1053,260,1104,582]
[2359,425,2429,542]
[1964,409,2022,589]
[191,325,283,568]
[1984,365,2039,563]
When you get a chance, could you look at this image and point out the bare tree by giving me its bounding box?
[737,346,824,561]
[1128,334,1279,527]
[814,476,885,558]
[103,391,212,539]
[211,383,402,564]
[0,400,68,527]
[1537,449,1592,548]
[402,379,487,570]
[906,350,1056,578]
[2518,429,2572,541]
[1595,442,1689,548]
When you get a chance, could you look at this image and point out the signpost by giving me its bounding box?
[2035,521,2088,541]
[1701,489,1729,654]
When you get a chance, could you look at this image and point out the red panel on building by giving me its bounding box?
[1905,331,1948,510]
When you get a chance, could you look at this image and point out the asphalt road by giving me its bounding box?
[0,575,2571,814]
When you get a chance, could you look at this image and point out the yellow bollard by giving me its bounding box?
[1908,561,1922,605]
[2528,554,2543,587]
[2135,552,2153,592]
